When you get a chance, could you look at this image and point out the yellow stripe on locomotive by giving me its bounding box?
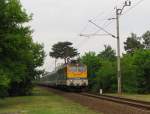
[67,65,87,78]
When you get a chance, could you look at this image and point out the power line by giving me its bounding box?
[90,11,105,22]
[76,21,115,50]
[76,0,123,50]
[92,20,115,35]
[122,0,145,15]
[90,5,116,22]
[73,22,90,47]
[76,21,114,49]
[89,20,116,38]
[75,36,91,49]
[77,0,146,51]
[80,22,89,34]
[77,12,116,48]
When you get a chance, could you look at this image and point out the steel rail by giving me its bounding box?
[80,93,150,111]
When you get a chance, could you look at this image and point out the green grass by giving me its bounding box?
[0,87,100,114]
[106,93,150,102]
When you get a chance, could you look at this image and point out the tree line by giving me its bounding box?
[0,0,45,98]
[81,31,150,93]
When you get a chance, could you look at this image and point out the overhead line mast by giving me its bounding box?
[80,0,131,94]
[115,0,131,94]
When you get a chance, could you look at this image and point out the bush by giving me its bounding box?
[0,69,10,98]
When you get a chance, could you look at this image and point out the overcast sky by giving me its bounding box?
[20,0,149,72]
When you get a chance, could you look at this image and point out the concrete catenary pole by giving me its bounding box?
[116,8,121,94]
[80,0,131,95]
[115,0,131,94]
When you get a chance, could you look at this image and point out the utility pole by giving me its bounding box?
[80,0,131,95]
[116,8,121,94]
[115,0,131,94]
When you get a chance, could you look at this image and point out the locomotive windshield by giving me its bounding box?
[69,65,86,72]
[78,67,86,72]
[70,66,77,72]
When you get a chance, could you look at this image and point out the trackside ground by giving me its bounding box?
[0,87,101,114]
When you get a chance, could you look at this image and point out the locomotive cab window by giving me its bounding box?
[78,66,86,72]
[69,66,77,72]
[69,65,86,72]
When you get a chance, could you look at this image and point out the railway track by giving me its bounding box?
[80,92,150,111]
[42,86,150,114]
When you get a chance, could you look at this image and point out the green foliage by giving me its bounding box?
[81,52,101,90]
[81,50,117,93]
[121,54,138,93]
[0,68,10,98]
[50,41,79,63]
[142,31,150,49]
[122,32,150,93]
[133,50,150,93]
[121,50,150,93]
[0,0,45,97]
[98,45,116,61]
[97,46,117,92]
[124,33,144,54]
[95,60,117,93]
[81,44,150,94]
[81,46,117,93]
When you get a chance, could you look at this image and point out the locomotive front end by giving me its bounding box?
[67,64,88,87]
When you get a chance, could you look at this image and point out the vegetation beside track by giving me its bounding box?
[81,46,150,94]
[0,0,45,98]
[0,87,100,114]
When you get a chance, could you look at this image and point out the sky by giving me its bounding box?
[20,0,150,72]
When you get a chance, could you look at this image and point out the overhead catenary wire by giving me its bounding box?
[79,0,146,41]
[122,0,145,16]
[80,5,116,34]
[76,22,112,49]
[75,36,91,49]
[76,9,116,49]
[73,21,90,47]
[90,11,105,22]
[90,19,115,37]
[76,0,121,49]
[89,20,116,38]
[90,3,116,22]
[76,21,116,50]
[91,8,116,28]
[81,11,114,35]
[80,22,89,34]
